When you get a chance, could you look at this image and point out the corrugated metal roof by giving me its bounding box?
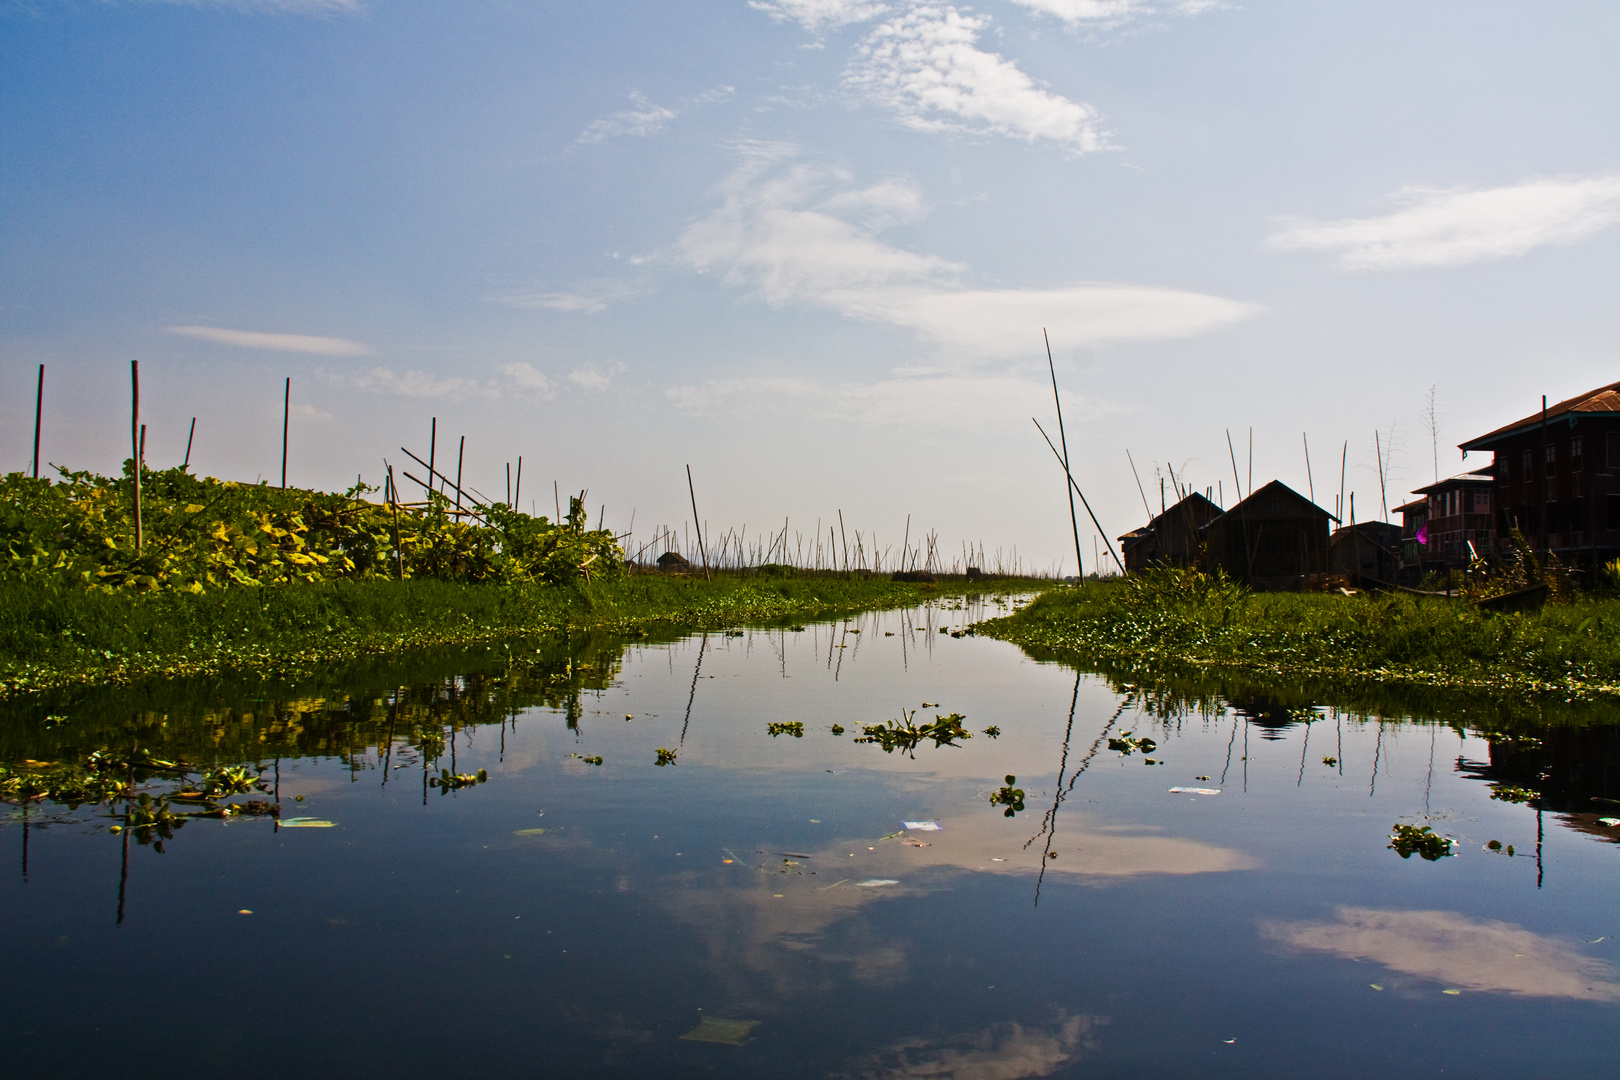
[1460,381,1620,450]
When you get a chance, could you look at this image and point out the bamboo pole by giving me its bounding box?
[32,364,43,479]
[1033,418,1125,575]
[1126,449,1153,521]
[184,417,196,471]
[1303,432,1315,505]
[281,377,290,489]
[386,462,403,581]
[455,436,465,516]
[427,418,436,499]
[514,456,522,512]
[1045,329,1084,582]
[131,361,142,553]
[686,464,710,581]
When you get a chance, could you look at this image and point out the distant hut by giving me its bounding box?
[1328,521,1402,586]
[656,551,692,572]
[1393,497,1430,582]
[1408,471,1496,568]
[1202,481,1335,590]
[1118,493,1222,573]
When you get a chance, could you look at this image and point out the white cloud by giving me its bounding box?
[577,91,678,144]
[567,364,614,391]
[664,371,1110,429]
[144,0,365,12]
[676,149,1258,358]
[165,325,372,356]
[1262,907,1620,1001]
[488,290,611,314]
[844,4,1108,152]
[1268,175,1620,270]
[1008,0,1219,28]
[328,362,557,401]
[749,0,889,33]
[576,86,734,145]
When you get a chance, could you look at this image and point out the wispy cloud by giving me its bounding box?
[1008,0,1219,29]
[676,147,1257,358]
[142,0,366,12]
[567,363,616,391]
[487,290,611,314]
[844,4,1108,152]
[328,362,557,401]
[1262,907,1620,1001]
[749,0,889,33]
[1268,175,1620,270]
[576,86,734,145]
[665,370,1108,428]
[165,324,372,356]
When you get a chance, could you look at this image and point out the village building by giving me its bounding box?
[1393,497,1430,582]
[1459,380,1620,572]
[1117,492,1222,572]
[1327,520,1402,585]
[1201,480,1335,590]
[1406,472,1496,566]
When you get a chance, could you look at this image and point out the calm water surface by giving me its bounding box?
[3,594,1617,1078]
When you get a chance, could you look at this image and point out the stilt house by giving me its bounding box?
[1118,492,1222,572]
[1202,481,1335,590]
[1327,521,1402,585]
[1459,380,1620,572]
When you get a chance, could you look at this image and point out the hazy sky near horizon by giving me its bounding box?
[3,0,1618,572]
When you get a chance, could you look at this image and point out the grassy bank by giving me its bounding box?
[974,569,1620,702]
[0,572,1017,696]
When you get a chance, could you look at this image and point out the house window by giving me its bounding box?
[1571,435,1583,472]
[1473,491,1491,514]
[1545,444,1557,475]
[1522,450,1534,485]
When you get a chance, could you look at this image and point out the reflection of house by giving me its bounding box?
[1202,481,1335,590]
[1408,472,1495,565]
[1459,380,1620,571]
[1118,493,1222,572]
[1328,521,1401,584]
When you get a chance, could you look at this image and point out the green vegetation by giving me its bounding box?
[853,709,972,755]
[1388,823,1453,861]
[976,568,1620,702]
[0,467,1015,696]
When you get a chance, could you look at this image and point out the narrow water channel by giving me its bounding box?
[3,593,1616,1078]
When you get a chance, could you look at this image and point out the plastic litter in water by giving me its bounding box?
[279,817,337,828]
[1168,788,1221,796]
[1598,818,1620,827]
[902,821,942,831]
[678,1017,760,1046]
[514,828,547,836]
[856,878,899,887]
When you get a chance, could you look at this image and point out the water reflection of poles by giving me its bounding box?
[1297,718,1312,786]
[1336,710,1343,776]
[1536,807,1544,888]
[1030,675,1133,907]
[1243,718,1249,793]
[1370,720,1384,797]
[1220,712,1239,785]
[680,634,707,746]
[1423,724,1436,817]
[381,697,396,785]
[20,797,28,882]
[115,808,130,925]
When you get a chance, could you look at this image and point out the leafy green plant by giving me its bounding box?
[429,767,488,791]
[853,710,971,756]
[655,747,677,766]
[1108,732,1157,756]
[1388,823,1453,860]
[766,721,804,737]
[989,775,1026,816]
[1490,785,1539,804]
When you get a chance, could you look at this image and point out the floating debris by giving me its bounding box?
[1389,823,1454,860]
[678,1016,760,1046]
[903,821,942,831]
[1598,818,1620,827]
[280,817,337,828]
[766,722,804,738]
[655,748,677,766]
[568,754,604,766]
[1168,787,1220,795]
[855,711,970,755]
[983,726,1001,738]
[856,879,899,887]
[514,828,547,836]
[989,776,1026,817]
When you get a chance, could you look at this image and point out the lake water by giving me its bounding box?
[3,593,1617,1078]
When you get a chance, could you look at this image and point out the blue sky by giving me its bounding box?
[3,0,1618,572]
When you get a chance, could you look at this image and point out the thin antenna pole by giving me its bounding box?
[183,417,196,471]
[686,464,710,581]
[1303,432,1315,504]
[1126,449,1153,521]
[32,364,43,479]
[281,376,290,489]
[1375,430,1389,520]
[514,456,522,512]
[1226,429,1243,503]
[1338,439,1348,522]
[1045,329,1084,582]
[455,436,465,515]
[131,361,142,553]
[506,462,511,507]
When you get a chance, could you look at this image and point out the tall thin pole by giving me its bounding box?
[686,464,710,581]
[1303,432,1315,504]
[183,417,196,471]
[1375,429,1389,521]
[1247,427,1253,499]
[838,509,849,575]
[1338,440,1348,522]
[1045,329,1084,582]
[901,514,911,574]
[131,361,142,553]
[455,435,465,515]
[514,456,522,513]
[281,376,290,489]
[1126,449,1153,522]
[1226,429,1243,504]
[32,364,43,479]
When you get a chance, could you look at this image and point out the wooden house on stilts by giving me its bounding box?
[1118,492,1223,572]
[1203,480,1336,590]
